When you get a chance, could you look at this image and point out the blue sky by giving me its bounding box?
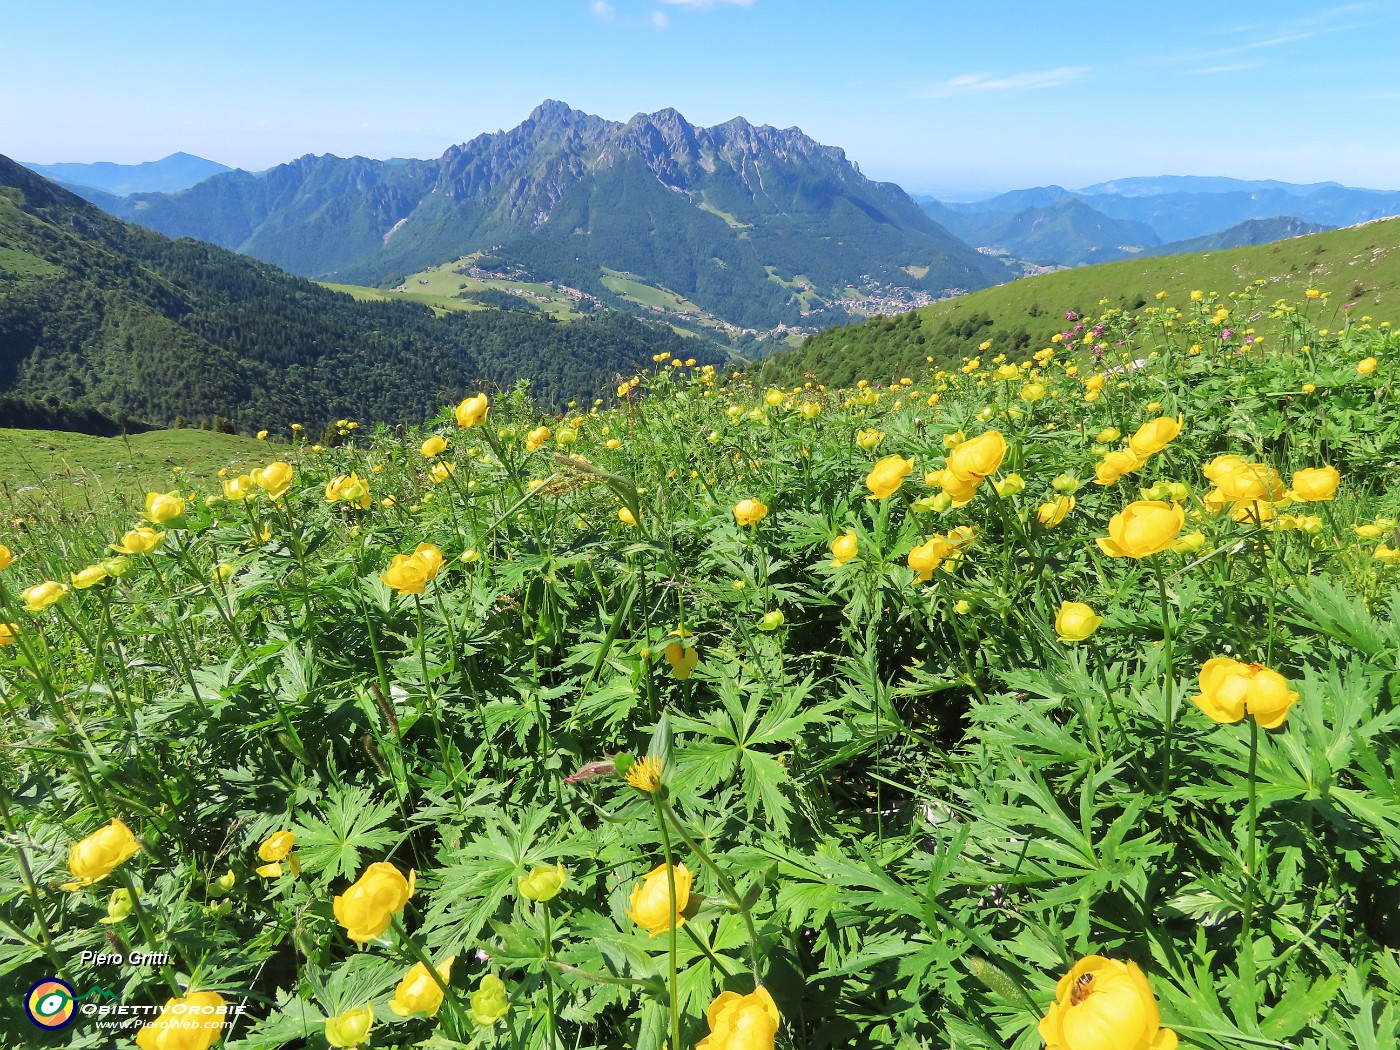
[3,0,1398,195]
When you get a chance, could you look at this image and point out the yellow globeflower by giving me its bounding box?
[333,862,414,943]
[325,473,371,509]
[908,536,954,582]
[389,957,455,1018]
[259,830,296,862]
[1054,602,1102,643]
[1096,501,1185,559]
[1037,495,1075,528]
[696,985,781,1050]
[1039,956,1176,1050]
[22,580,68,612]
[927,467,981,507]
[993,473,1025,497]
[618,506,638,526]
[70,564,110,590]
[1211,460,1285,503]
[1095,428,1121,444]
[829,530,859,567]
[222,475,255,501]
[1171,530,1206,554]
[945,430,1006,482]
[0,543,13,570]
[1192,657,1299,729]
[251,461,294,499]
[430,462,456,484]
[732,498,768,527]
[1289,466,1340,502]
[469,974,511,1027]
[865,454,915,500]
[325,1002,374,1048]
[455,393,490,428]
[627,863,693,937]
[1094,449,1145,487]
[1375,543,1400,565]
[134,991,228,1050]
[518,862,567,902]
[662,642,699,680]
[144,491,186,523]
[420,434,448,458]
[66,818,140,887]
[1127,416,1183,457]
[383,555,429,595]
[112,527,164,555]
[1357,357,1378,374]
[855,428,885,451]
[525,426,552,452]
[0,622,18,647]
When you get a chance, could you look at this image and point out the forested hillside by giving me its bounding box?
[0,156,708,433]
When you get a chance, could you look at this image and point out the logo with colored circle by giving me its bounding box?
[26,979,76,1029]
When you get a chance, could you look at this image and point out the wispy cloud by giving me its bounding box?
[918,67,1089,99]
[589,0,615,19]
[1163,3,1392,64]
[1188,61,1265,75]
[659,0,756,7]
[651,10,670,28]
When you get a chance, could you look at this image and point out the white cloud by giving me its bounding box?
[590,0,615,18]
[918,67,1089,99]
[659,0,757,8]
[651,10,670,28]
[1188,61,1264,75]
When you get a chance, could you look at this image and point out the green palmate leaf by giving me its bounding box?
[292,783,400,883]
[1259,975,1343,1041]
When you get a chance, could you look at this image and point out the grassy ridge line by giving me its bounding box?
[764,216,1400,386]
[1,428,269,512]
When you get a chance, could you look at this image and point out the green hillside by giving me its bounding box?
[0,155,711,432]
[761,216,1400,387]
[1,428,266,511]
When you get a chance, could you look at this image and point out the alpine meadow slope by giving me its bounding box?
[762,216,1400,388]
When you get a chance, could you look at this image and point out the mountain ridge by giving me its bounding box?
[78,101,1007,331]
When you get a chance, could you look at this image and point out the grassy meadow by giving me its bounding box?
[2,283,1400,1049]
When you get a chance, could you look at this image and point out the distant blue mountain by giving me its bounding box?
[919,176,1400,265]
[19,152,232,196]
[1078,175,1346,198]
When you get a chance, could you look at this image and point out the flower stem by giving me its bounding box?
[660,796,763,981]
[541,903,560,1050]
[1241,717,1261,948]
[651,793,682,1050]
[1152,560,1176,794]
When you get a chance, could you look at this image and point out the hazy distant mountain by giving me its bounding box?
[918,195,1158,267]
[1080,185,1400,242]
[20,152,232,196]
[1078,176,1344,198]
[918,177,1400,266]
[1138,216,1332,257]
[86,102,1006,330]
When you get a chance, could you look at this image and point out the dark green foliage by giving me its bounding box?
[0,156,712,431]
